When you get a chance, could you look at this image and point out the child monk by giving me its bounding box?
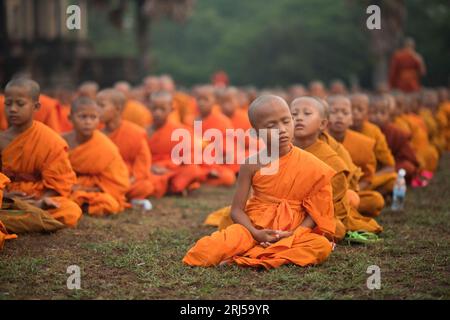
[183,95,336,269]
[114,81,153,128]
[327,95,385,217]
[97,88,155,200]
[437,87,450,150]
[0,173,17,250]
[194,85,236,186]
[291,97,382,241]
[147,91,203,197]
[419,90,446,154]
[0,78,82,227]
[369,95,421,185]
[350,93,397,195]
[64,97,130,216]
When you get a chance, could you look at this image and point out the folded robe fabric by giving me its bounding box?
[183,146,336,269]
[1,121,82,227]
[69,130,130,216]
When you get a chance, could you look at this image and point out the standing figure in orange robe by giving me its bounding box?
[114,81,153,128]
[389,38,426,93]
[0,78,82,227]
[97,88,155,200]
[64,97,130,216]
[351,93,397,195]
[147,91,203,197]
[194,85,236,187]
[291,97,382,241]
[183,95,335,269]
[327,95,385,217]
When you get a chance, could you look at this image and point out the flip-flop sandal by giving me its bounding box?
[344,231,383,244]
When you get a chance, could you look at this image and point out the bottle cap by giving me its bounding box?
[398,168,406,177]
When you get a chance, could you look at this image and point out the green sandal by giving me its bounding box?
[344,231,383,244]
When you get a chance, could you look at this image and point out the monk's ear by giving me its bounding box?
[34,101,41,111]
[319,119,328,131]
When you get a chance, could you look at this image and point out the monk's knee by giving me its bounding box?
[312,235,333,263]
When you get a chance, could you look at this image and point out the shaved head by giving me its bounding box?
[248,95,289,128]
[71,96,98,114]
[114,81,131,93]
[97,88,126,110]
[5,78,40,101]
[150,90,173,103]
[291,96,329,119]
[78,81,99,99]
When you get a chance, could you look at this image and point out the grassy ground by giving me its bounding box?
[1,155,449,300]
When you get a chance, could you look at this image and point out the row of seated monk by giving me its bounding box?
[0,76,449,269]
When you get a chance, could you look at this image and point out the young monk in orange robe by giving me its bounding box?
[291,97,382,241]
[327,95,385,217]
[419,90,446,154]
[0,78,82,227]
[0,173,18,250]
[351,93,397,195]
[437,88,450,150]
[64,97,130,216]
[114,81,153,128]
[147,91,203,197]
[183,95,335,269]
[403,94,439,172]
[97,88,155,200]
[194,85,236,186]
[369,95,420,185]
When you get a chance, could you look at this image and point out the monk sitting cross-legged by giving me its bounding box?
[97,88,155,200]
[326,95,385,217]
[350,93,397,196]
[183,95,336,269]
[0,78,82,228]
[64,97,130,216]
[147,91,203,197]
[290,97,382,241]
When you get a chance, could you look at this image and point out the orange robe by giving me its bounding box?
[173,92,197,127]
[321,132,384,217]
[0,173,17,250]
[58,103,73,133]
[34,94,62,133]
[359,121,397,194]
[1,121,82,226]
[437,102,450,150]
[199,112,236,185]
[404,113,439,172]
[122,99,153,128]
[147,121,203,197]
[419,108,446,154]
[108,120,155,200]
[183,146,335,269]
[389,48,422,92]
[305,140,382,240]
[0,95,8,130]
[69,130,130,216]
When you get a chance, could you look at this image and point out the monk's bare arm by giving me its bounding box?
[230,164,256,234]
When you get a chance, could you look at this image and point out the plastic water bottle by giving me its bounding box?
[391,169,407,211]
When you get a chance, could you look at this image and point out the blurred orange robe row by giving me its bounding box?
[183,146,336,269]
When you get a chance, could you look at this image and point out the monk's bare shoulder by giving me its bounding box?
[62,131,77,149]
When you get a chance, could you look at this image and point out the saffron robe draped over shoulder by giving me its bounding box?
[69,130,130,216]
[122,99,153,128]
[108,120,155,199]
[183,146,336,269]
[1,121,81,226]
[147,120,203,196]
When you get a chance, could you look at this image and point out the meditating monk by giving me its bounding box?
[183,95,336,269]
[147,91,203,197]
[64,97,130,216]
[327,95,385,217]
[0,78,82,227]
[97,88,155,200]
[350,93,396,195]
